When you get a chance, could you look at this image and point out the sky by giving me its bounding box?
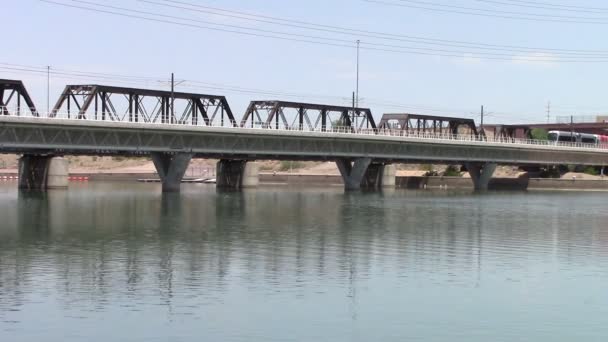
[4,0,608,124]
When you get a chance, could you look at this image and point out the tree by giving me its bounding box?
[530,128,549,140]
[332,117,350,129]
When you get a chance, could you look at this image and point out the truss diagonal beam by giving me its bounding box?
[378,113,479,137]
[51,84,236,127]
[241,100,376,131]
[0,79,38,116]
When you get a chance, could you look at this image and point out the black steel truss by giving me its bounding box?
[377,113,478,136]
[240,101,377,131]
[0,79,38,116]
[51,84,237,126]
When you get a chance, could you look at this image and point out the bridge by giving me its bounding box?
[2,79,608,192]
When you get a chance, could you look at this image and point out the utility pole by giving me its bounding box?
[480,105,484,129]
[546,101,551,123]
[356,39,360,108]
[352,91,356,129]
[480,105,486,140]
[47,66,50,114]
[570,115,574,143]
[171,73,175,122]
[472,105,493,140]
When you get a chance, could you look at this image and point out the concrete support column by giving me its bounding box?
[465,162,497,191]
[242,162,260,188]
[47,157,69,189]
[363,163,397,189]
[216,160,259,189]
[381,164,396,188]
[336,157,372,191]
[151,152,193,192]
[18,155,51,190]
[363,163,385,189]
[18,155,69,190]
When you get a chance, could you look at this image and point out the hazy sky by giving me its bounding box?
[4,0,608,124]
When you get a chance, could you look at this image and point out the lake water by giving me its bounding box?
[1,182,607,341]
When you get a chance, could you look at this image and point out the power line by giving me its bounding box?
[66,0,557,60]
[39,1,608,62]
[472,0,608,14]
[142,0,608,56]
[39,0,357,50]
[365,0,608,24]
[483,0,608,13]
[391,0,608,20]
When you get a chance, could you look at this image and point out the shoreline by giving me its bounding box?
[2,170,607,191]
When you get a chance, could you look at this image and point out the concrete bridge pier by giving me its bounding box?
[336,158,372,191]
[336,158,395,191]
[465,162,497,191]
[362,163,397,189]
[216,160,259,189]
[151,152,194,192]
[18,155,69,190]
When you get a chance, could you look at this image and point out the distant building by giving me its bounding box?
[596,116,608,123]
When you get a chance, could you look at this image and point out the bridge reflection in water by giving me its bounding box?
[1,183,608,340]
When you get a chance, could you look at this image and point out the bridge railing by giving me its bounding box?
[1,106,607,151]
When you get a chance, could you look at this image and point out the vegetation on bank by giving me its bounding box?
[278,161,306,171]
[443,165,462,177]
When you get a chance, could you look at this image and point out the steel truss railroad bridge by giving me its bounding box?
[2,79,608,192]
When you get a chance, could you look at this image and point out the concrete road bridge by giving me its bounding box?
[2,79,608,192]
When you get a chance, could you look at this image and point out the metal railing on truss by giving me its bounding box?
[2,106,608,151]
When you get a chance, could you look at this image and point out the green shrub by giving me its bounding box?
[332,117,349,128]
[539,166,562,178]
[583,166,600,176]
[443,165,462,177]
[420,164,433,172]
[259,163,276,171]
[278,161,305,171]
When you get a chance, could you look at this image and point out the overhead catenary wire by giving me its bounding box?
[39,0,608,62]
[0,65,347,102]
[2,62,481,116]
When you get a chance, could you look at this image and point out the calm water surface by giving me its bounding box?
[1,182,607,341]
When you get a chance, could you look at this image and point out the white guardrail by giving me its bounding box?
[1,107,607,151]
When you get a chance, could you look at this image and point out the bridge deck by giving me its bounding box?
[1,116,607,166]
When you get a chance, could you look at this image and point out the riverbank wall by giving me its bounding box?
[1,171,608,191]
[259,173,608,191]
